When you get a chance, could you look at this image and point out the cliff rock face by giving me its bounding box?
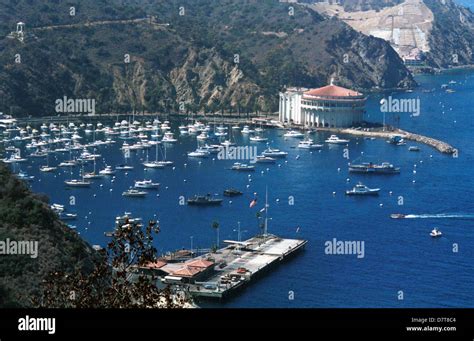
[423,0,474,68]
[311,0,474,69]
[0,0,415,116]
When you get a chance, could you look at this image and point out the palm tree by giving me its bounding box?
[211,220,220,249]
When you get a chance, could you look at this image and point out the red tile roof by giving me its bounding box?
[172,266,201,277]
[142,260,167,269]
[304,85,363,98]
[186,259,214,269]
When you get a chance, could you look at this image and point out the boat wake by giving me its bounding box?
[404,214,474,220]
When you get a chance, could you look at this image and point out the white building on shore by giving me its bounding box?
[279,81,367,128]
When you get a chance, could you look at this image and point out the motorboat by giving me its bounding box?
[3,155,27,163]
[390,214,406,219]
[231,163,255,171]
[143,161,166,168]
[40,166,57,172]
[58,160,78,167]
[430,228,442,237]
[122,189,147,197]
[134,180,160,189]
[249,135,268,142]
[221,140,236,147]
[65,179,92,187]
[298,140,323,150]
[255,155,276,163]
[99,166,116,175]
[59,212,77,221]
[409,146,420,152]
[325,135,349,144]
[283,130,304,138]
[223,188,243,197]
[116,164,134,170]
[345,183,380,196]
[262,147,288,158]
[349,162,400,174]
[187,194,223,206]
[188,149,210,158]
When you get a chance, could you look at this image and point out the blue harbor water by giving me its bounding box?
[6,70,474,308]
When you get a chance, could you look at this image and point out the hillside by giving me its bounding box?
[0,0,414,117]
[0,164,96,307]
[311,0,474,69]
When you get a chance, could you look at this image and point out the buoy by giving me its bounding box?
[332,191,336,196]
[184,179,187,182]
[172,167,176,170]
[276,199,280,203]
[389,191,393,196]
[337,168,341,172]
[413,170,416,174]
[346,178,350,182]
[229,201,232,204]
[379,203,383,207]
[109,189,113,192]
[165,186,168,189]
[246,184,250,188]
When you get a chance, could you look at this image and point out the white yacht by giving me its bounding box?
[250,135,268,142]
[345,183,380,196]
[40,166,57,173]
[188,149,210,158]
[298,140,323,150]
[122,189,147,197]
[325,135,350,144]
[99,166,116,176]
[134,180,160,189]
[65,179,91,187]
[262,147,288,158]
[283,130,305,138]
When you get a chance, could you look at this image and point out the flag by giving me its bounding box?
[249,198,257,208]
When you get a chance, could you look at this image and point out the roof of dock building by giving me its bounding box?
[185,259,214,269]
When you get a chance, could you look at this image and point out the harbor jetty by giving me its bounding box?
[315,127,456,155]
[136,234,307,300]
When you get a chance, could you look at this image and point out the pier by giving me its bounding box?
[138,234,307,300]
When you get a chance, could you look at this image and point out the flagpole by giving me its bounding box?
[264,186,268,237]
